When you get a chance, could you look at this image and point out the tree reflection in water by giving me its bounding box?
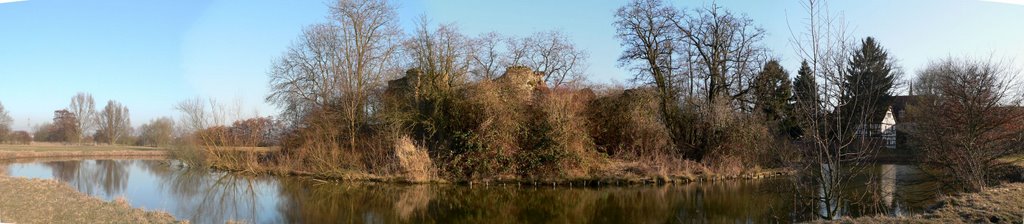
[272,179,797,223]
[42,160,128,197]
[0,160,946,223]
[139,161,268,224]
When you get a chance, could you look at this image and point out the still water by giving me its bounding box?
[0,159,941,223]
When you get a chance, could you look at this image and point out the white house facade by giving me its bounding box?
[855,106,897,149]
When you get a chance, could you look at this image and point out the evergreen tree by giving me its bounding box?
[753,60,793,135]
[840,37,896,131]
[791,60,818,138]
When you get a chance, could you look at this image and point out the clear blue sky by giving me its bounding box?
[1,0,1022,131]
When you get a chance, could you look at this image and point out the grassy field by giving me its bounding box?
[0,142,164,152]
[0,177,179,224]
[0,142,169,160]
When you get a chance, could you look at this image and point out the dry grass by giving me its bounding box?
[0,143,169,160]
[823,183,1024,223]
[393,136,437,183]
[0,176,180,224]
[0,142,164,152]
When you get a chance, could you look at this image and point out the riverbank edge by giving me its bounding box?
[0,150,170,160]
[814,182,1024,224]
[208,162,795,187]
[0,176,182,224]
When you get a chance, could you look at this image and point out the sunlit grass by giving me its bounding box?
[0,142,163,152]
[0,177,179,223]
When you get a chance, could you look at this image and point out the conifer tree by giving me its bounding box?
[753,60,793,135]
[840,37,896,129]
[791,60,819,138]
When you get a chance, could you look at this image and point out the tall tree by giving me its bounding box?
[752,60,792,133]
[840,37,897,129]
[673,3,767,110]
[406,19,473,93]
[786,0,883,219]
[267,0,401,151]
[791,60,819,138]
[468,32,505,80]
[52,109,81,143]
[614,0,681,147]
[792,61,819,113]
[68,92,97,143]
[0,101,13,143]
[523,30,589,88]
[98,100,131,145]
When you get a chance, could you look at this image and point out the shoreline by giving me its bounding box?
[0,143,170,160]
[0,146,179,223]
[0,176,180,224]
[4,152,1021,223]
[0,150,170,160]
[820,182,1024,223]
[211,163,795,187]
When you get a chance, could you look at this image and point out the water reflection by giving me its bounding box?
[37,160,129,197]
[0,160,943,223]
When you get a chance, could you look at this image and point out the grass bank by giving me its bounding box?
[0,176,179,224]
[194,147,792,186]
[821,182,1024,224]
[0,142,169,160]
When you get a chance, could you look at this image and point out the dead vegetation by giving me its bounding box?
[0,176,179,224]
[823,183,1024,224]
[0,143,169,160]
[176,0,798,184]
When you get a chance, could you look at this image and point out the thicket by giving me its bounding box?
[178,0,904,183]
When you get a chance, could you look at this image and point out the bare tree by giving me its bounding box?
[68,92,97,143]
[786,0,885,220]
[614,0,682,146]
[175,97,227,135]
[911,57,1024,192]
[139,117,175,147]
[468,32,505,80]
[97,100,131,145]
[0,101,11,143]
[523,30,589,88]
[405,18,473,93]
[910,64,943,96]
[468,30,589,87]
[503,35,530,68]
[268,0,401,151]
[672,3,768,110]
[176,97,210,134]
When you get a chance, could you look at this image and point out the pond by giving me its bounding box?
[0,159,942,223]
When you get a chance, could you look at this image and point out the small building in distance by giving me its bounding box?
[856,95,926,149]
[856,106,897,149]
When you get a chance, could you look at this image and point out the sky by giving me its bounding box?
[1,0,1022,131]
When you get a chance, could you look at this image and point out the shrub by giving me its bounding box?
[518,88,595,177]
[586,87,674,159]
[8,131,31,145]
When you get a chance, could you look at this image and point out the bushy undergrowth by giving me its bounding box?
[182,67,790,181]
[586,87,674,159]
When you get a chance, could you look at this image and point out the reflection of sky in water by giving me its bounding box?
[3,160,281,224]
[0,160,944,223]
